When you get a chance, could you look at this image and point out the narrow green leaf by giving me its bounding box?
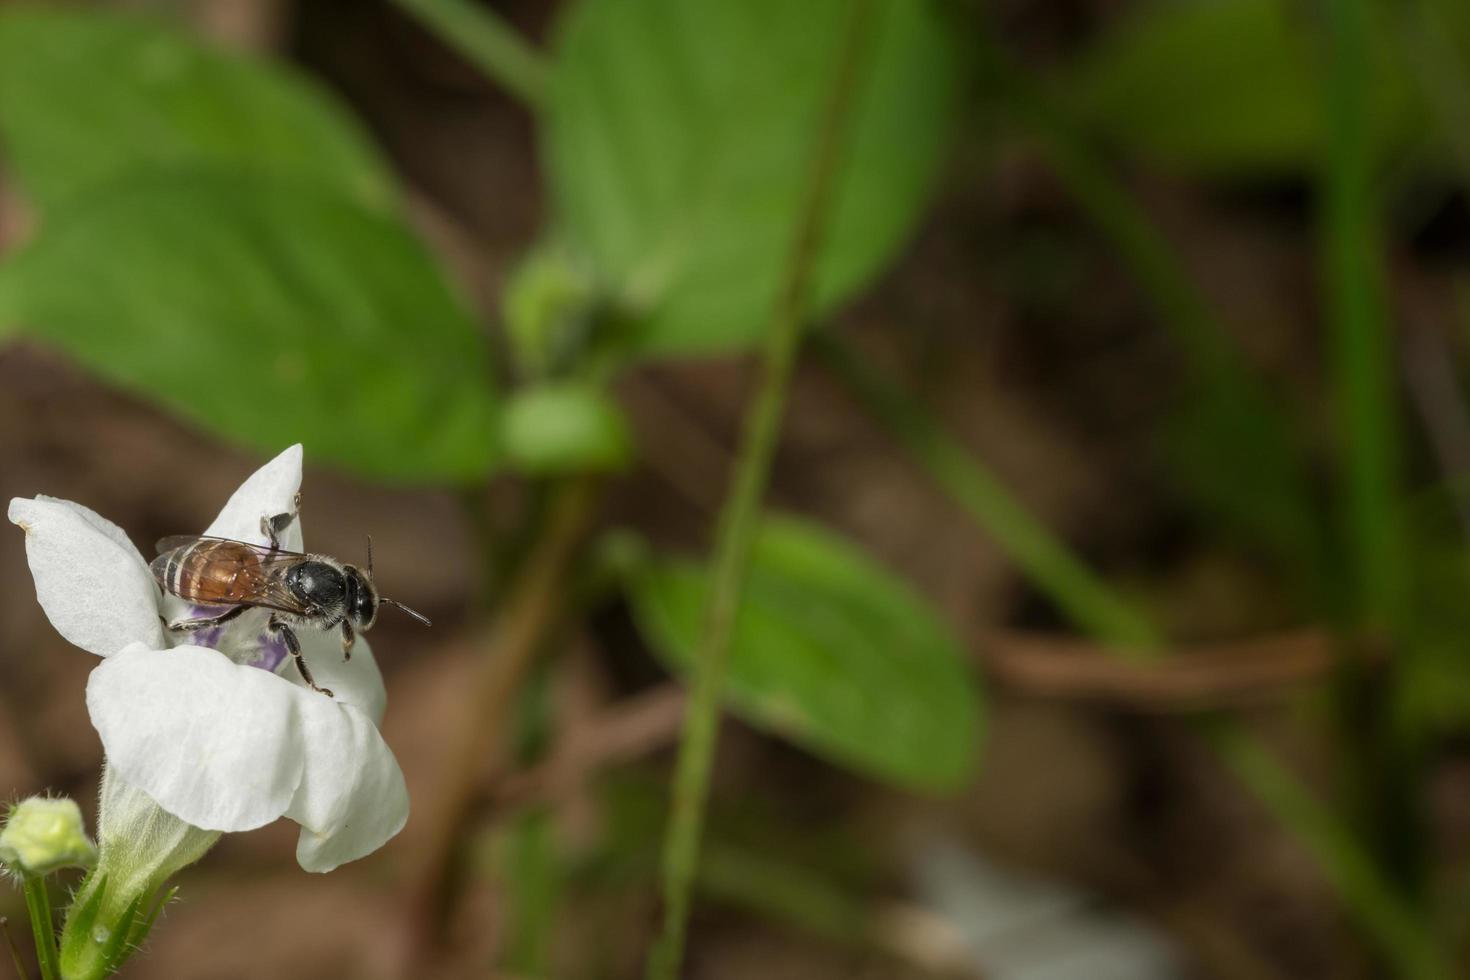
[545,0,960,357]
[0,7,393,211]
[0,171,499,482]
[628,516,983,791]
[117,885,178,971]
[94,891,145,977]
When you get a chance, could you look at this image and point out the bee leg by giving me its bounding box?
[165,604,249,632]
[269,615,333,698]
[340,622,355,662]
[260,511,296,552]
[261,494,302,552]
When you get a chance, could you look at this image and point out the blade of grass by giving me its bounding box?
[976,29,1328,587]
[1207,723,1442,979]
[812,332,1159,653]
[388,0,548,109]
[645,3,877,975]
[1324,0,1403,629]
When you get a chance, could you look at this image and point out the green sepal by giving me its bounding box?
[93,891,145,976]
[57,872,105,965]
[115,885,178,972]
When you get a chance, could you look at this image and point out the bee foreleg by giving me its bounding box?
[269,614,333,699]
[165,605,249,632]
[340,622,355,662]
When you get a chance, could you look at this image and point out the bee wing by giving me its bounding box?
[154,534,306,558]
[156,536,313,615]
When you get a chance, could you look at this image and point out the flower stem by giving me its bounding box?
[644,4,875,977]
[20,878,57,980]
[387,0,547,109]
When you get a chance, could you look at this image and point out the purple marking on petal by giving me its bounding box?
[184,626,226,650]
[251,632,289,673]
[179,606,228,651]
[176,605,285,673]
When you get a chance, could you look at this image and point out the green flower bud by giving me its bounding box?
[0,796,96,877]
[502,383,633,475]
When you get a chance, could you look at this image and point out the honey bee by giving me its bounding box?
[150,505,429,697]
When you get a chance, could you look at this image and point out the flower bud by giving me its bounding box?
[0,796,96,877]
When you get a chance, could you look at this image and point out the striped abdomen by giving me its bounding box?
[150,539,274,606]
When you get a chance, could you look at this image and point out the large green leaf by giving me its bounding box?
[627,516,982,791]
[544,0,960,357]
[0,171,497,482]
[1064,0,1419,176]
[0,7,393,211]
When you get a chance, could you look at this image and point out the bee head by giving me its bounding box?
[342,565,379,631]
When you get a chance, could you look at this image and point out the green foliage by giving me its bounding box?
[0,9,500,482]
[0,7,393,212]
[502,245,601,379]
[1065,0,1419,175]
[544,0,960,357]
[628,515,982,791]
[502,383,631,475]
[0,172,498,482]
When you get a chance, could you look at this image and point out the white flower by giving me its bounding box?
[8,445,408,873]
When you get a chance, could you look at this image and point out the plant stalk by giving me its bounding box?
[19,879,56,980]
[645,3,876,976]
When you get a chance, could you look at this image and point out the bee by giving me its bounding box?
[150,504,429,697]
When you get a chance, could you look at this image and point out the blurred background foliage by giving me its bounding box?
[0,0,1469,976]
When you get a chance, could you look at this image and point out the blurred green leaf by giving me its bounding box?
[0,6,393,211]
[502,382,632,475]
[628,515,982,791]
[1065,0,1418,175]
[0,171,497,483]
[545,0,960,357]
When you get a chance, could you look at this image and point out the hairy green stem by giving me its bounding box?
[388,0,548,109]
[645,4,875,976]
[20,878,57,980]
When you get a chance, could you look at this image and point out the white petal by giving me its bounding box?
[89,643,303,831]
[205,445,305,550]
[287,701,409,873]
[9,497,164,657]
[282,629,388,725]
[87,643,407,871]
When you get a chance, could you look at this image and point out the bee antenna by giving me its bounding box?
[366,534,374,579]
[381,597,431,627]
